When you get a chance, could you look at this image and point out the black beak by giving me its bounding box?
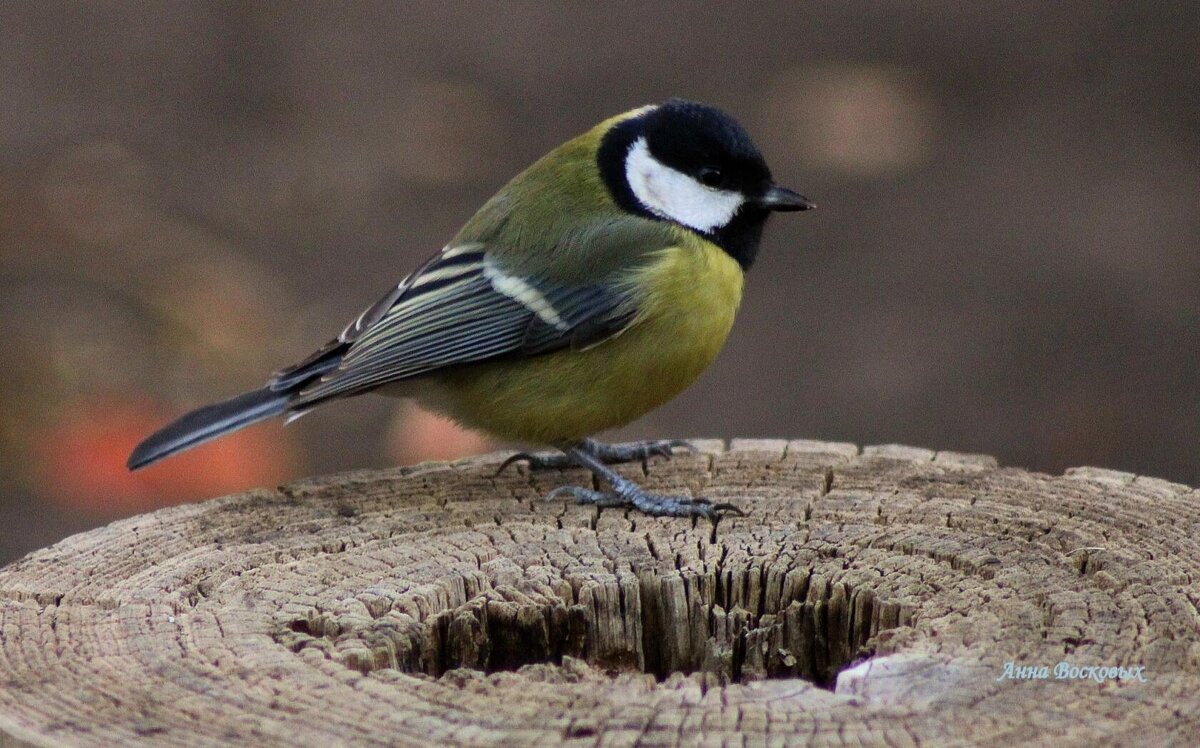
[756,185,815,212]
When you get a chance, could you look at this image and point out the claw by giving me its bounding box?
[639,439,695,466]
[545,485,586,502]
[665,438,700,455]
[497,450,576,474]
[710,502,745,517]
[496,452,536,475]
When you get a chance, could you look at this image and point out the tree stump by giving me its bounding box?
[1,439,1198,746]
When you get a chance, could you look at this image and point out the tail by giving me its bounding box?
[127,387,291,470]
[128,337,348,471]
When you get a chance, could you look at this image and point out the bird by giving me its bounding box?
[128,98,813,518]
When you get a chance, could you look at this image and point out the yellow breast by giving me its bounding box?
[429,238,744,445]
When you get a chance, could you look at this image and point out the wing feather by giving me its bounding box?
[293,246,639,404]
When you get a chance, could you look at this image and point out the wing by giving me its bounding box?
[267,245,478,393]
[289,241,643,406]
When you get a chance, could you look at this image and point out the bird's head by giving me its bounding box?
[598,99,813,268]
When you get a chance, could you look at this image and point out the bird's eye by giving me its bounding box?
[697,167,723,188]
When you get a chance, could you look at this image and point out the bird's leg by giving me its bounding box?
[544,445,743,519]
[497,437,696,474]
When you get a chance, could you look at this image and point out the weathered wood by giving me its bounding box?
[1,440,1198,746]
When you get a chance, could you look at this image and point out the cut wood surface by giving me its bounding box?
[1,439,1199,746]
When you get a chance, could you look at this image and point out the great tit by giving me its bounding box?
[128,99,813,518]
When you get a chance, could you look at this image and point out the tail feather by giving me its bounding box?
[126,387,292,470]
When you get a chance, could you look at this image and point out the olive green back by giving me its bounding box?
[453,111,684,285]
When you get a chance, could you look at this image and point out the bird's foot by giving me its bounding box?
[545,485,743,519]
[507,440,739,519]
[497,438,696,474]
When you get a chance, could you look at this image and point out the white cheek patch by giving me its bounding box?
[624,137,744,233]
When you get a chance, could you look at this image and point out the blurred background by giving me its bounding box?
[2,1,1198,562]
